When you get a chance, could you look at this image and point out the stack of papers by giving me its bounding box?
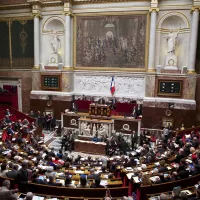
[33,196,44,200]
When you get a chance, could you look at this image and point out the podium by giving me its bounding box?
[89,104,110,117]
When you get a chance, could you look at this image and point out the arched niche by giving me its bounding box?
[155,12,190,69]
[158,12,189,30]
[42,16,65,35]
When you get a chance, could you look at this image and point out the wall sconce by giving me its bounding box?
[168,103,174,109]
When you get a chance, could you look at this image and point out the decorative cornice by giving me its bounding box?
[191,6,200,12]
[32,14,42,18]
[0,16,33,22]
[63,11,74,16]
[0,0,151,9]
[0,4,31,10]
[149,7,159,13]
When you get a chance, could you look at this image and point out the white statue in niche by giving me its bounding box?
[166,29,179,55]
[51,30,61,54]
[164,29,180,70]
[48,30,62,67]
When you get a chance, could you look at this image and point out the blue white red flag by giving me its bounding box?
[110,76,115,95]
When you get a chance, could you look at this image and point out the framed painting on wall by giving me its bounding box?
[75,13,148,70]
[162,117,174,128]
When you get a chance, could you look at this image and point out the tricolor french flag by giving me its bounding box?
[110,76,115,95]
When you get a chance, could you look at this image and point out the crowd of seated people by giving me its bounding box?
[0,109,37,142]
[0,87,9,93]
[148,181,200,200]
[0,113,200,199]
[29,111,56,131]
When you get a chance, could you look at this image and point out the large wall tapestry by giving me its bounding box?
[76,15,147,68]
[196,20,200,73]
[11,20,34,69]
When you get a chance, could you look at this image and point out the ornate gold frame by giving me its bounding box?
[41,74,62,91]
[73,11,149,72]
[157,80,183,97]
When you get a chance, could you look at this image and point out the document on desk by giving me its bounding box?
[33,196,44,200]
[132,176,140,183]
[126,173,134,180]
[100,180,108,186]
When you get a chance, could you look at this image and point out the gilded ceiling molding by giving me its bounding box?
[0,4,31,10]
[0,16,33,22]
[0,0,151,9]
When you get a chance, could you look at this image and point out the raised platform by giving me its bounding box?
[74,139,106,155]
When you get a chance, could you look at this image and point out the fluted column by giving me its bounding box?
[33,15,40,69]
[147,9,158,72]
[188,8,199,74]
[64,12,72,69]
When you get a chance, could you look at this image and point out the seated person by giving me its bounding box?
[7,125,15,136]
[32,173,48,185]
[5,116,11,124]
[6,164,19,179]
[87,169,97,179]
[0,163,8,177]
[57,149,63,159]
[24,192,33,200]
[90,177,104,188]
[65,175,76,188]
[92,133,100,142]
[76,176,90,188]
[0,180,18,200]
[48,176,62,186]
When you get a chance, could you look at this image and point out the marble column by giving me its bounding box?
[64,14,71,69]
[33,15,40,69]
[188,8,199,73]
[147,9,158,72]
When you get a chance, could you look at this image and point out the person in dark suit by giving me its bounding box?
[48,148,56,157]
[16,162,29,192]
[6,165,18,179]
[32,173,48,185]
[90,177,104,188]
[158,160,168,173]
[5,116,11,124]
[48,176,62,186]
[7,126,14,136]
[4,109,11,116]
[0,180,18,200]
[87,169,97,179]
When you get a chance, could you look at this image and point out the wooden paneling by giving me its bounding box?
[30,99,71,119]
[142,107,196,129]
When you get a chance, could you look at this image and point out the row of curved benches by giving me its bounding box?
[1,173,200,199]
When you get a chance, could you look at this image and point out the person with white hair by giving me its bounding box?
[0,179,18,200]
[24,192,33,200]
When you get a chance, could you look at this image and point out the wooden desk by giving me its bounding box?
[89,104,110,116]
[74,140,106,155]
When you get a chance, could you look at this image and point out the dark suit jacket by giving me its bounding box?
[158,166,168,173]
[6,170,18,179]
[90,183,105,188]
[16,168,28,192]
